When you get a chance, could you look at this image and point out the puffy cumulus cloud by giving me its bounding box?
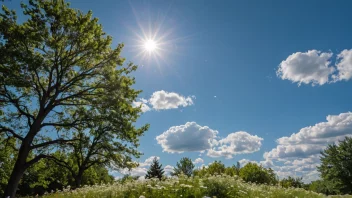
[133,91,195,112]
[156,122,218,153]
[269,159,320,183]
[263,112,352,182]
[239,159,258,166]
[238,159,273,168]
[164,165,174,175]
[120,167,147,177]
[277,49,352,86]
[193,158,204,164]
[259,159,274,168]
[277,50,334,86]
[139,156,160,167]
[334,49,352,81]
[264,144,323,160]
[119,156,160,177]
[149,90,194,110]
[132,99,151,112]
[207,132,263,159]
[277,112,352,146]
[156,122,263,157]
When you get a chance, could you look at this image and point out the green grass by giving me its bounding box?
[41,175,352,198]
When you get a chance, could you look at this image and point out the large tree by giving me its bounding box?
[0,0,147,197]
[171,157,195,177]
[318,137,352,194]
[47,113,145,188]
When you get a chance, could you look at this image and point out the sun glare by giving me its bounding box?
[144,39,157,52]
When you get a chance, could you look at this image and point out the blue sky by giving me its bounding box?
[6,0,352,182]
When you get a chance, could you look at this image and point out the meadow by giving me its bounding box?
[41,175,352,198]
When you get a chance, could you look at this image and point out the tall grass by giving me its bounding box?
[41,175,351,198]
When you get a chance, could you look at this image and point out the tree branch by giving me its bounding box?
[0,126,24,141]
[45,155,76,177]
[30,138,78,150]
[3,86,35,126]
[24,154,48,169]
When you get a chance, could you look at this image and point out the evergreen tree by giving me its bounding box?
[145,157,164,180]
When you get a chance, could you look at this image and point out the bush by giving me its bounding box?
[280,176,304,188]
[239,163,278,184]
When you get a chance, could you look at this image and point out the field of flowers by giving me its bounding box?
[42,175,352,198]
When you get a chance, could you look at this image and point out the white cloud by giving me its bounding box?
[264,112,352,182]
[239,159,258,166]
[133,90,195,112]
[156,122,218,153]
[207,132,263,159]
[139,156,160,167]
[156,122,263,157]
[334,49,352,81]
[164,165,174,175]
[149,90,194,110]
[277,50,334,86]
[193,158,204,164]
[132,99,151,112]
[119,167,148,177]
[259,159,274,168]
[277,49,352,86]
[264,144,324,160]
[119,156,160,177]
[277,112,352,146]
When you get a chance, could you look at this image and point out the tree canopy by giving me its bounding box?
[239,162,278,185]
[0,0,148,197]
[318,137,352,194]
[171,157,195,177]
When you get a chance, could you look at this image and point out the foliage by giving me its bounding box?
[171,157,195,177]
[280,176,304,188]
[40,175,330,198]
[239,162,278,185]
[224,164,240,177]
[308,179,341,195]
[206,161,226,175]
[15,156,114,196]
[145,157,164,180]
[0,135,16,195]
[318,137,352,194]
[193,161,226,177]
[0,0,147,196]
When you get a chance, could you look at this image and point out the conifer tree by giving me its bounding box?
[145,157,164,180]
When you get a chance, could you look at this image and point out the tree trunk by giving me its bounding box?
[75,169,84,189]
[3,118,43,198]
[3,143,30,198]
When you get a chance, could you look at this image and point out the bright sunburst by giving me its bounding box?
[144,39,157,52]
[127,4,184,68]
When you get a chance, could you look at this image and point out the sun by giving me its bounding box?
[144,39,157,52]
